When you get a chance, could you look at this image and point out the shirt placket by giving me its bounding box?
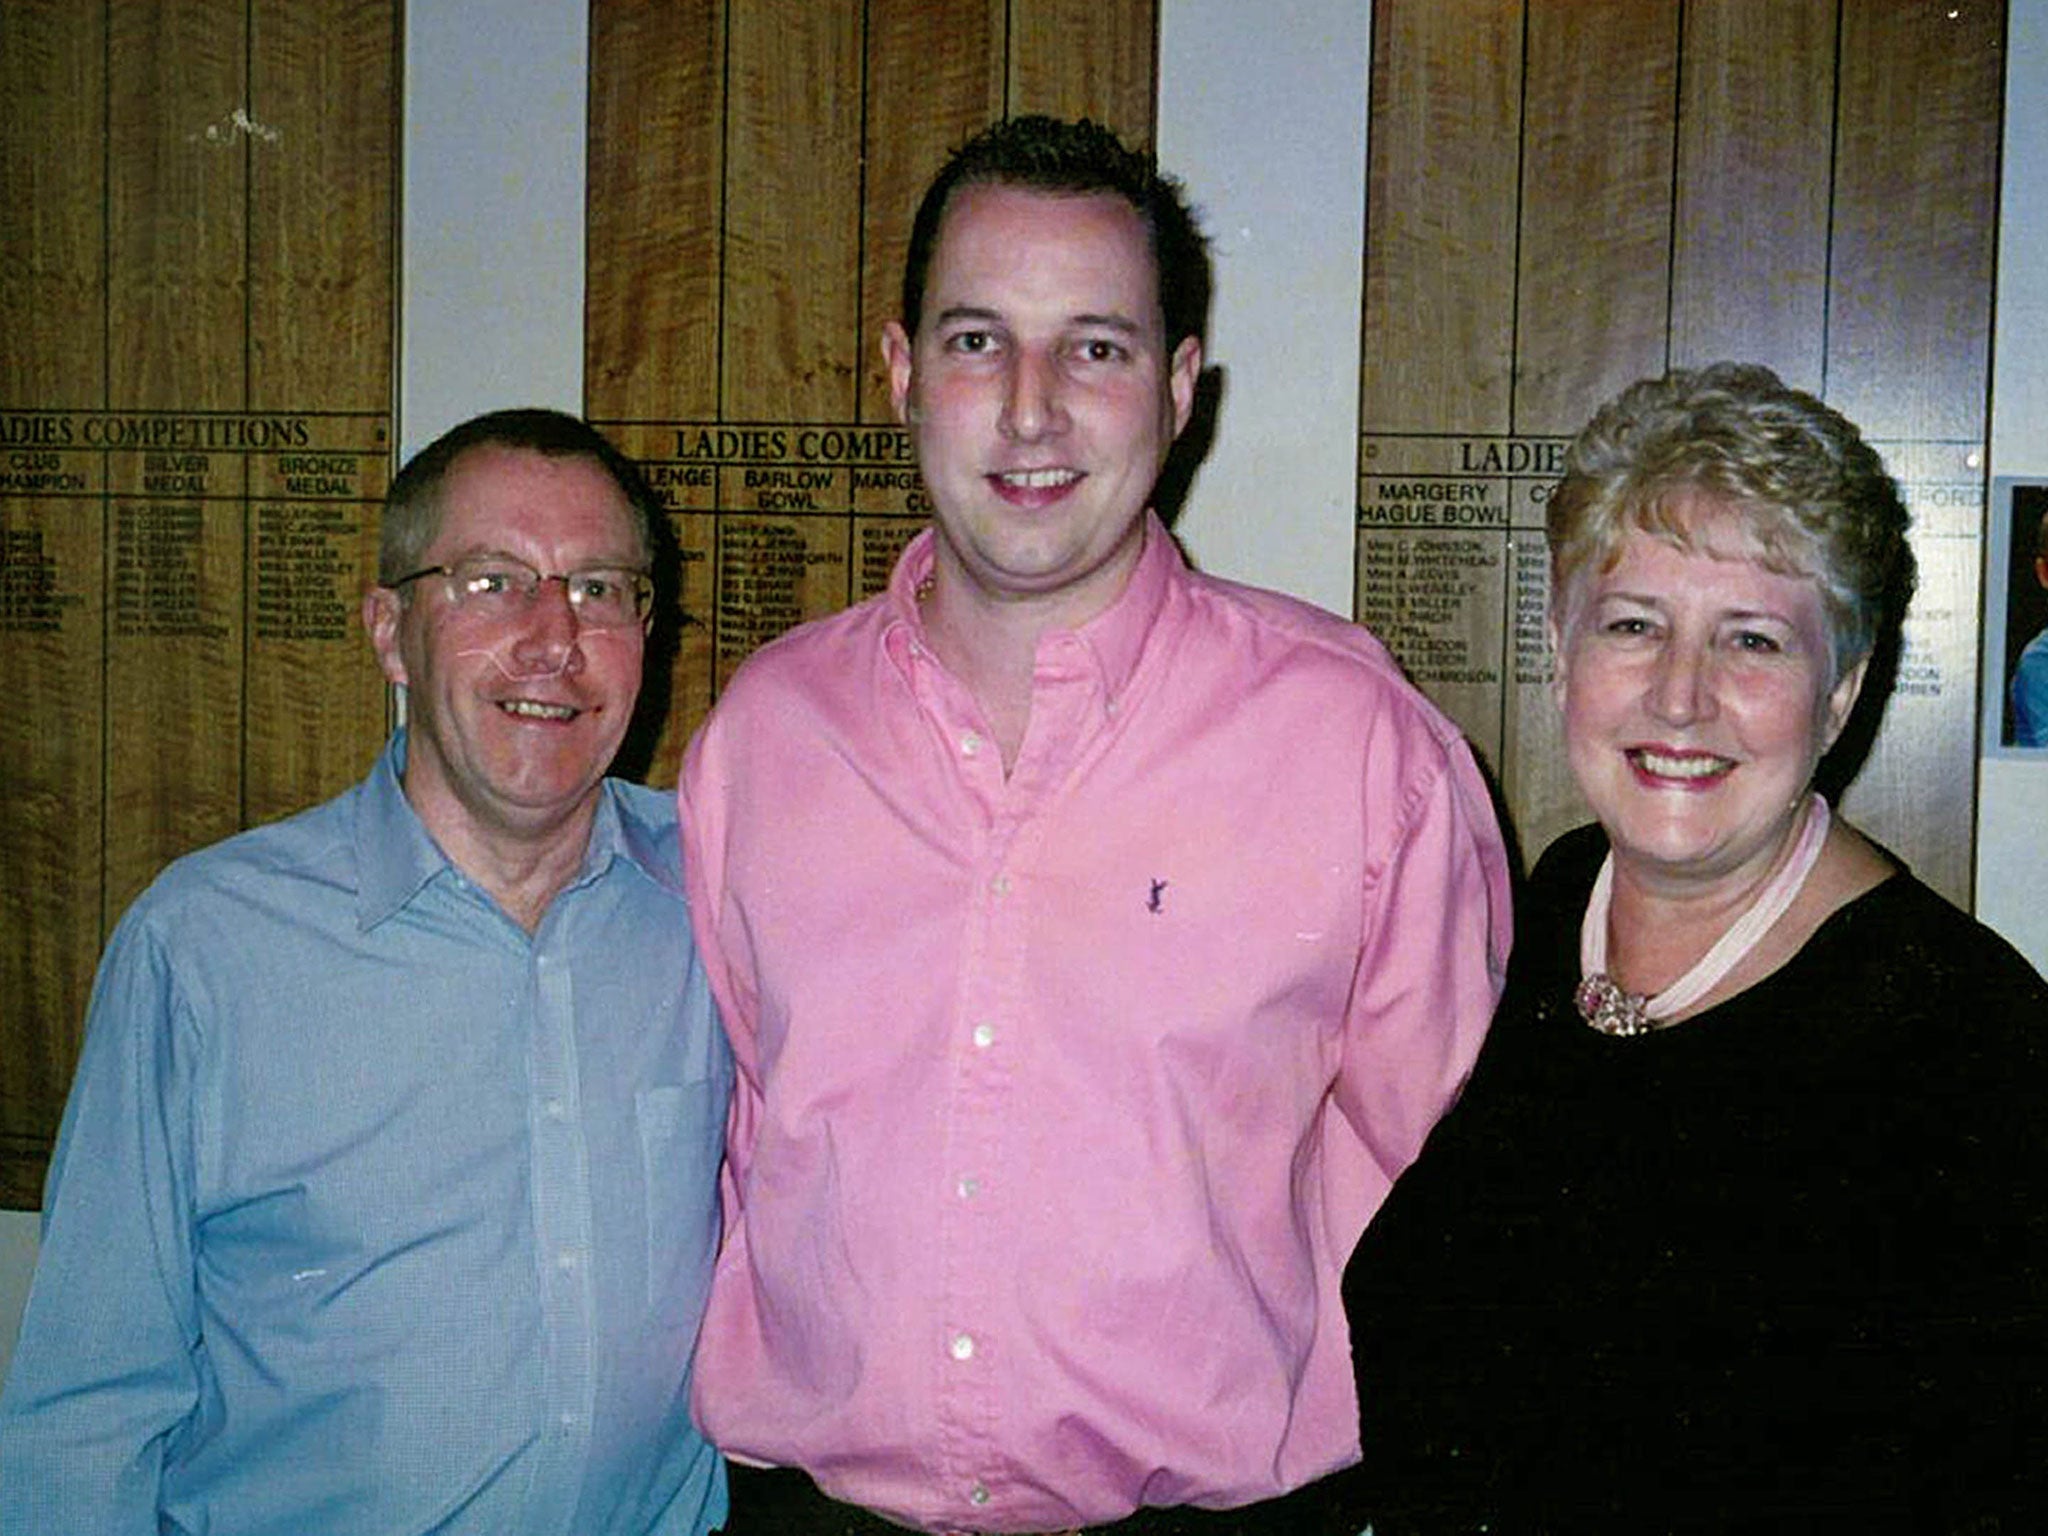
[929,646,1101,1526]
[926,689,1014,1518]
[524,899,598,1534]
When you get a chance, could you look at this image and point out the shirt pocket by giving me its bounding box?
[636,1080,726,1315]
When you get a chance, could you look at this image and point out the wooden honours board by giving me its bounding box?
[585,0,1158,785]
[1357,0,2002,903]
[0,1,397,1207]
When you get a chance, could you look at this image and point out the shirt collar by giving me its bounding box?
[1072,510,1178,700]
[353,731,668,930]
[604,783,686,897]
[883,526,940,636]
[354,730,449,930]
[881,510,1182,702]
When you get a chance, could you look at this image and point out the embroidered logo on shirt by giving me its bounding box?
[1147,878,1168,914]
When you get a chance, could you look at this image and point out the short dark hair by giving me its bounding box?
[899,115,1212,354]
[379,408,658,584]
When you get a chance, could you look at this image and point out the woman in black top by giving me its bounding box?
[1329,363,2047,1533]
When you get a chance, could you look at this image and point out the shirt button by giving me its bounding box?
[957,1175,980,1200]
[949,1332,975,1361]
[990,874,1011,898]
[971,1023,994,1049]
[960,732,983,757]
[969,1484,991,1507]
[556,1249,578,1271]
[543,1098,566,1120]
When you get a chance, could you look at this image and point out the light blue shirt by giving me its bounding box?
[0,733,731,1536]
[2012,625,2048,747]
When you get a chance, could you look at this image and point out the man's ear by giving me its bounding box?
[363,586,408,688]
[1168,335,1202,438]
[882,321,917,425]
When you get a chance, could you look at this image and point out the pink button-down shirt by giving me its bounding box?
[681,516,1511,1534]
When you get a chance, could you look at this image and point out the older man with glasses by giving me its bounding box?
[0,409,732,1536]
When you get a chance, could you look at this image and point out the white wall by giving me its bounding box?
[398,0,589,453]
[1157,0,1371,619]
[8,0,2045,1391]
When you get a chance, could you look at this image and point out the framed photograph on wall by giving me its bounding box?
[1985,477,2048,754]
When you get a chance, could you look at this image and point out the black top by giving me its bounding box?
[1320,825,2048,1534]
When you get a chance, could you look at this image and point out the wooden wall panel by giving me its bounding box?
[1669,0,1835,385]
[723,1,865,421]
[1829,1,2002,440]
[586,1,728,787]
[1009,0,1156,129]
[1359,0,2003,904]
[0,7,107,406]
[1355,0,1524,808]
[711,4,866,750]
[0,0,397,1207]
[860,0,1007,420]
[589,0,1158,784]
[1505,0,1682,857]
[1513,0,1679,434]
[106,3,248,413]
[103,2,250,919]
[0,5,107,1210]
[244,0,394,824]
[248,2,395,405]
[1824,3,2000,902]
[1359,0,1522,435]
[586,2,726,421]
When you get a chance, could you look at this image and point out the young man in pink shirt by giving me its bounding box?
[681,116,1513,1535]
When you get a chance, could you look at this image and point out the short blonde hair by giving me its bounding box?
[1545,362,1914,678]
